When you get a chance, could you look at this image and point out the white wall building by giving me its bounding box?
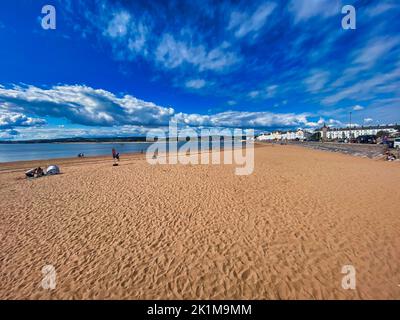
[319,124,398,140]
[257,129,312,141]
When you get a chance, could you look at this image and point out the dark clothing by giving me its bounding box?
[112,149,120,161]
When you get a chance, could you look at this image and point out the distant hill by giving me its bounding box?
[0,137,149,144]
[0,135,249,144]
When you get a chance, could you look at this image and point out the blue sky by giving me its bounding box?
[0,0,399,140]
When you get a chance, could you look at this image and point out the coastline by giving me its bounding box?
[0,142,261,171]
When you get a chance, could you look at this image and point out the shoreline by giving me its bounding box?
[0,143,263,172]
[0,141,253,167]
[1,142,398,172]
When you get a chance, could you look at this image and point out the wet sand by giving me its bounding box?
[0,144,399,299]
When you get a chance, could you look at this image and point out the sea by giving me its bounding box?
[0,141,245,163]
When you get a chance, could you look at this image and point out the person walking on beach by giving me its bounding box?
[112,148,120,164]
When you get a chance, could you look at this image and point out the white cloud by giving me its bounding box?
[127,22,149,55]
[185,79,206,89]
[248,85,278,100]
[312,117,343,128]
[104,11,131,38]
[266,85,278,97]
[353,105,364,111]
[364,118,373,123]
[174,110,313,129]
[332,36,400,88]
[304,70,330,93]
[0,84,320,133]
[102,9,150,59]
[288,0,341,23]
[228,2,277,38]
[322,64,400,105]
[4,124,154,141]
[0,84,174,127]
[328,118,343,126]
[0,111,46,129]
[155,34,240,72]
[354,37,400,68]
[248,90,260,99]
[364,3,399,17]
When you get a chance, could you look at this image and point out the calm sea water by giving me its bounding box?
[0,141,243,163]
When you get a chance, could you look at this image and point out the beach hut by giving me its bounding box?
[46,165,60,175]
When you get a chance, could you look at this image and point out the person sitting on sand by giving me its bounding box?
[25,168,37,178]
[36,167,44,177]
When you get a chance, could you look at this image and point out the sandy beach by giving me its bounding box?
[0,144,399,300]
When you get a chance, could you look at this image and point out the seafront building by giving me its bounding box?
[257,129,312,141]
[256,125,399,142]
[319,124,398,140]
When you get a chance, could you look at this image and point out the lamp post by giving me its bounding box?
[349,111,352,143]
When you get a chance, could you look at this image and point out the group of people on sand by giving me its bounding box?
[25,165,60,178]
[385,150,397,162]
[76,149,121,163]
[25,148,122,179]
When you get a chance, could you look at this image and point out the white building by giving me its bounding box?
[257,129,312,141]
[319,124,398,140]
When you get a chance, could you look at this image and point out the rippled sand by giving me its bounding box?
[0,144,399,299]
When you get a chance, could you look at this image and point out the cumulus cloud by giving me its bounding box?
[0,129,20,140]
[0,84,320,132]
[0,85,174,127]
[0,111,46,129]
[174,110,313,129]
